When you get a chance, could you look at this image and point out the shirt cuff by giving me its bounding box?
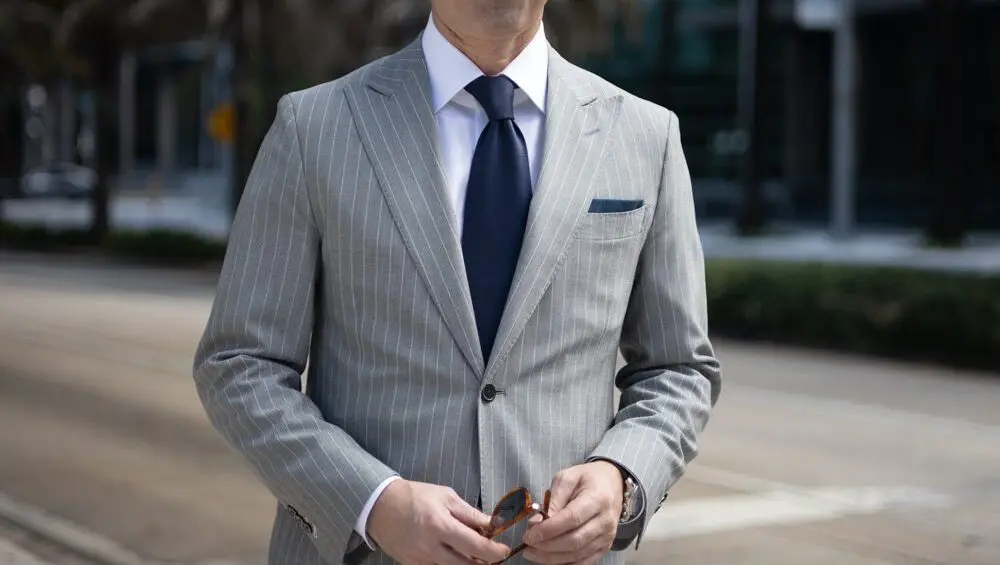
[355,475,402,549]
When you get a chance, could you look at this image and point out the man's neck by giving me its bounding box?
[431,11,540,76]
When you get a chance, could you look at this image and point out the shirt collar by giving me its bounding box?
[421,14,549,114]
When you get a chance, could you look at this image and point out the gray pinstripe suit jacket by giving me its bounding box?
[193,34,721,565]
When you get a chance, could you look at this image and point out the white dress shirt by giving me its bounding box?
[353,14,550,548]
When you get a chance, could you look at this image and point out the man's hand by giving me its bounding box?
[521,461,624,564]
[367,479,512,565]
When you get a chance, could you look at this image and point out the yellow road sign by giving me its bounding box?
[208,102,234,144]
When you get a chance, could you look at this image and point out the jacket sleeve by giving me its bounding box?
[587,110,722,549]
[192,94,398,562]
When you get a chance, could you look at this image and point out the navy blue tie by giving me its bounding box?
[462,75,532,364]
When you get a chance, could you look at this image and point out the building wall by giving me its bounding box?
[583,0,1000,231]
[116,40,232,200]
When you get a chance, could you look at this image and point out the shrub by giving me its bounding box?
[107,229,227,265]
[0,221,226,266]
[705,260,1000,371]
[2,221,998,372]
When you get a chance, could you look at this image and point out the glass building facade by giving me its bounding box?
[3,1,997,234]
[583,0,1000,232]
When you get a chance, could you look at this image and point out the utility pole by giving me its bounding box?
[830,0,857,239]
[735,0,769,235]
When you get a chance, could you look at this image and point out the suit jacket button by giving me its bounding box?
[481,384,497,403]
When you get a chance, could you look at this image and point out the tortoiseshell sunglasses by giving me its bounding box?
[479,487,551,564]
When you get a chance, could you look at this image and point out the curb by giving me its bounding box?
[0,493,147,565]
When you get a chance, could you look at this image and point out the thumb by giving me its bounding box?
[547,469,581,515]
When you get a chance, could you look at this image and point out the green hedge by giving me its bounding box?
[0,222,226,266]
[2,221,998,372]
[706,260,999,372]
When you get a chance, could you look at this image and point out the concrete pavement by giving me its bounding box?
[0,511,112,565]
[0,539,49,565]
[1,253,999,565]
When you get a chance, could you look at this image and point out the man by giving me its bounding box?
[193,1,721,564]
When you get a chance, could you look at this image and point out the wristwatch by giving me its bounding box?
[610,467,645,551]
[620,475,641,522]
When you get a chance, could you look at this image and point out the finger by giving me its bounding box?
[527,515,604,554]
[522,513,545,545]
[546,470,581,514]
[526,492,602,545]
[434,542,485,565]
[444,519,512,564]
[448,496,495,532]
[522,536,608,565]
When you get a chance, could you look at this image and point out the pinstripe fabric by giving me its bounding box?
[193,34,721,565]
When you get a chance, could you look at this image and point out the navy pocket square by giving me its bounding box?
[588,198,644,214]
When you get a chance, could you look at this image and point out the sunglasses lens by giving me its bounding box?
[491,489,529,528]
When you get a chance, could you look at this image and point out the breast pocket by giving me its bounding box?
[573,205,648,241]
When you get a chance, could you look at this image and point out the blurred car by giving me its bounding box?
[19,162,97,199]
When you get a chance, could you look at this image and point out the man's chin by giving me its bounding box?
[477,1,538,32]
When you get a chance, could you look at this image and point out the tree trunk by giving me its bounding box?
[736,0,770,236]
[0,88,18,226]
[230,0,283,216]
[660,0,678,93]
[925,0,969,247]
[89,42,119,245]
[229,0,246,214]
[258,1,281,151]
[230,0,263,213]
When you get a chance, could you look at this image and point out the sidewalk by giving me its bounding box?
[0,539,50,565]
[699,223,1000,273]
[0,493,146,565]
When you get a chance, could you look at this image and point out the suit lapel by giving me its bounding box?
[486,48,623,380]
[344,38,485,377]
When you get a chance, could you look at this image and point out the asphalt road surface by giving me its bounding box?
[1,253,998,565]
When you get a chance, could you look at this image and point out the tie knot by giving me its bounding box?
[465,75,516,121]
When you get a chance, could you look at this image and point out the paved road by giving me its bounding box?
[1,253,999,565]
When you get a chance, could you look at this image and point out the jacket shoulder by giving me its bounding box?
[563,60,674,118]
[558,60,678,168]
[558,59,676,145]
[284,56,386,109]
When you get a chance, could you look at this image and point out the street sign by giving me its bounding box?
[207,102,234,144]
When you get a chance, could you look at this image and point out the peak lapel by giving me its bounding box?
[344,38,485,377]
[486,48,624,380]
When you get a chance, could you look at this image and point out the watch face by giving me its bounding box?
[625,495,639,519]
[623,479,639,520]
